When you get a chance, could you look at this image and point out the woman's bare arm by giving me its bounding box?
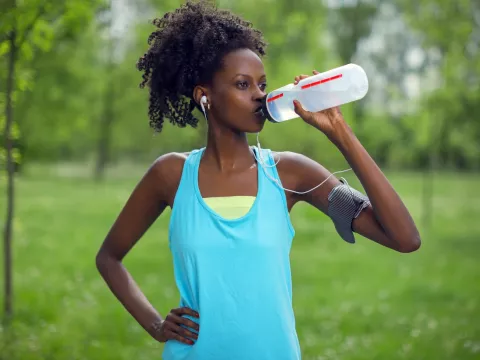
[95,153,193,341]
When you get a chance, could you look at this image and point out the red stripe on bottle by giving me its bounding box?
[301,74,342,90]
[267,93,284,103]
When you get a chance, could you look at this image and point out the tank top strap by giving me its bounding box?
[171,148,204,208]
[184,148,204,176]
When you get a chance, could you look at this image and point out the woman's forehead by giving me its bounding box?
[218,49,266,78]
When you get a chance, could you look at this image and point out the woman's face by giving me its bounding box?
[208,48,268,133]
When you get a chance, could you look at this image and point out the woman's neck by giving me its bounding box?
[202,127,255,172]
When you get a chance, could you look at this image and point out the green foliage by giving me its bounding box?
[0,0,106,170]
[327,0,378,64]
[1,0,479,170]
[395,0,480,169]
[16,21,106,161]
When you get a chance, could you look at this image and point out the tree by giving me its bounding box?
[1,0,48,323]
[0,0,103,322]
[397,0,480,227]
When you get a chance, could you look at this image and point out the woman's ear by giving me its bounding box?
[193,86,208,106]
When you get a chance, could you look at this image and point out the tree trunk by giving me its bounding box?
[422,114,438,230]
[3,28,17,323]
[422,158,433,230]
[94,72,115,181]
[94,0,115,182]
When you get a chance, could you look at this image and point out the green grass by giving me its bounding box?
[0,164,479,360]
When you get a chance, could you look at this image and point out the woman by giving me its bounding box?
[95,1,421,359]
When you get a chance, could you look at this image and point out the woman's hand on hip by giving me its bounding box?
[153,307,200,345]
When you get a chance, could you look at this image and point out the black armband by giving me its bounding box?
[327,178,370,244]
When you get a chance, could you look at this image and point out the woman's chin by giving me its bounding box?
[247,115,266,132]
[245,123,265,134]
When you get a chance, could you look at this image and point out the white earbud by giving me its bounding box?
[200,95,208,114]
[199,95,210,126]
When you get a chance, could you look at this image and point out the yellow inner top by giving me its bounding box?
[203,196,256,219]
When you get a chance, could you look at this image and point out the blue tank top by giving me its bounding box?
[163,146,300,360]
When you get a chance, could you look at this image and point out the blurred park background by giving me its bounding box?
[0,0,479,359]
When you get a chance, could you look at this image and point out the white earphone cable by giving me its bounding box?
[252,132,352,195]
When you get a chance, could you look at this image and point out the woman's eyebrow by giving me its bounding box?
[231,73,267,80]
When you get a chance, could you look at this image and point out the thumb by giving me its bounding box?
[293,100,310,120]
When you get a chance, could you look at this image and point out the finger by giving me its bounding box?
[165,329,194,345]
[164,321,197,342]
[294,75,310,85]
[169,313,200,332]
[313,70,320,74]
[177,323,199,340]
[170,322,198,342]
[293,100,311,120]
[172,307,200,318]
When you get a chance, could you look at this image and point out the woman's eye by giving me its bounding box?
[237,81,249,89]
[236,81,267,91]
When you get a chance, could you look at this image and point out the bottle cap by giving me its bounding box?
[260,95,278,123]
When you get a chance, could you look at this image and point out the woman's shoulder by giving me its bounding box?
[148,151,192,206]
[270,150,327,192]
[152,151,190,173]
[269,150,309,192]
[271,150,314,172]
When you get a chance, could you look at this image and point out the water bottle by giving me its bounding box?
[260,63,369,123]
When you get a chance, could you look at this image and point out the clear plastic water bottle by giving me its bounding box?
[260,63,369,123]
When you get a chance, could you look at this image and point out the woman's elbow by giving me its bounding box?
[95,248,116,272]
[397,234,421,253]
[95,250,107,272]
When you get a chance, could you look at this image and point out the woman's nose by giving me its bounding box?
[253,86,267,100]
